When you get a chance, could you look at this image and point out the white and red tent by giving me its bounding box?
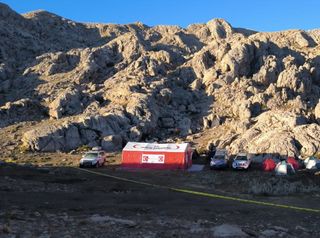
[122,142,193,169]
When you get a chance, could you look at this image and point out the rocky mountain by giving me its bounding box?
[1,3,320,157]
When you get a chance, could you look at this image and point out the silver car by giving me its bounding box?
[232,152,251,170]
[79,148,107,168]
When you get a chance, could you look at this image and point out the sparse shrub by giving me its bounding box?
[17,143,30,153]
[4,158,14,163]
[261,104,268,111]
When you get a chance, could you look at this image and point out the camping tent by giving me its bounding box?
[287,157,300,170]
[275,161,295,175]
[262,158,276,171]
[304,157,320,170]
[122,142,193,169]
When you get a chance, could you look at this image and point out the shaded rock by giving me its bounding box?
[187,104,198,114]
[126,97,159,135]
[177,117,191,136]
[80,113,128,137]
[0,99,46,128]
[293,124,320,156]
[190,78,203,90]
[49,87,83,119]
[252,55,279,85]
[22,113,130,152]
[160,117,175,128]
[101,135,122,152]
[229,111,306,155]
[156,88,172,105]
[79,129,98,144]
[191,50,215,78]
[294,31,315,48]
[277,65,312,97]
[0,79,11,93]
[22,123,82,152]
[203,115,221,129]
[232,101,252,120]
[129,126,143,141]
[220,42,254,78]
[187,23,211,42]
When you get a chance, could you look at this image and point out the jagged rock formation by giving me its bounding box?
[1,3,320,156]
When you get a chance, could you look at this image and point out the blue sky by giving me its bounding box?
[1,0,320,32]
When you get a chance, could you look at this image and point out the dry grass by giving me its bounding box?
[17,143,30,153]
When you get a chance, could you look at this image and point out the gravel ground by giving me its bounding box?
[1,159,320,237]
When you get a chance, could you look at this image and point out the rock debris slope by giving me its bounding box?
[0,3,320,156]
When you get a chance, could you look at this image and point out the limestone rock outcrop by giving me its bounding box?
[0,2,319,156]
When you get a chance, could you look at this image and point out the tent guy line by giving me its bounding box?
[75,167,320,214]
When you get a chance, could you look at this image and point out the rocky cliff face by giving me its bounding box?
[1,3,320,156]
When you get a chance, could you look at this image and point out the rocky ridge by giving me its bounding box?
[1,3,320,157]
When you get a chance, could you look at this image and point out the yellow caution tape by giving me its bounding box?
[76,168,320,214]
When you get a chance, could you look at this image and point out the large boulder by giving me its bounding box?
[220,42,255,78]
[206,19,233,39]
[252,55,279,85]
[126,95,159,135]
[191,50,215,78]
[293,31,315,48]
[22,112,131,152]
[293,124,320,156]
[80,112,130,137]
[49,87,83,119]
[229,111,306,155]
[232,100,252,121]
[277,65,312,97]
[22,123,82,152]
[29,52,80,76]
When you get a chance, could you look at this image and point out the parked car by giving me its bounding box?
[232,152,251,170]
[79,147,107,168]
[210,149,228,169]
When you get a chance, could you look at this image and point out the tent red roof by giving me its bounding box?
[262,158,276,171]
[287,157,299,170]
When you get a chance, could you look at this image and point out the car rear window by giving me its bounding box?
[235,156,247,161]
[84,153,98,158]
[214,155,225,160]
